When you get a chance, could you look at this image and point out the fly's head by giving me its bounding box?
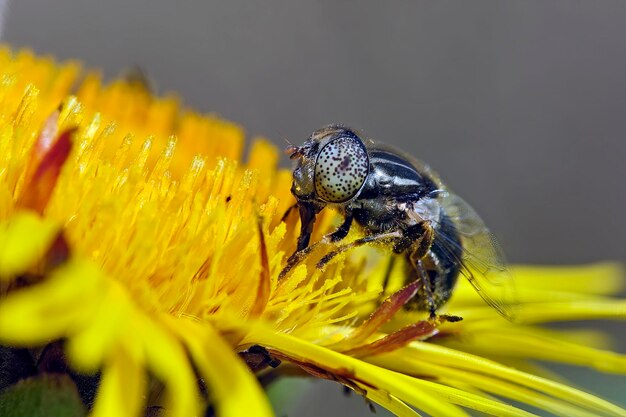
[287,125,370,212]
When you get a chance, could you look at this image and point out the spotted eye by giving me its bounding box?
[314,136,369,203]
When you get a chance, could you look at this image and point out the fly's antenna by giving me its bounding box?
[284,138,303,159]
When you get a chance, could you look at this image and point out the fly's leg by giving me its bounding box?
[327,210,354,242]
[316,231,403,268]
[279,202,318,280]
[280,203,298,223]
[393,222,430,254]
[412,259,438,320]
[409,257,462,323]
[279,239,323,280]
[404,223,461,321]
[381,256,397,292]
[281,210,354,280]
[402,223,434,308]
[282,230,401,280]
[296,202,318,252]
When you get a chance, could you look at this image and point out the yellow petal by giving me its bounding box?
[449,263,624,307]
[372,355,610,417]
[135,313,200,417]
[512,300,626,324]
[0,212,59,279]
[399,341,626,417]
[66,280,137,372]
[448,326,626,373]
[0,258,103,343]
[366,389,422,417]
[512,263,625,295]
[243,326,535,417]
[164,317,274,417]
[91,348,146,417]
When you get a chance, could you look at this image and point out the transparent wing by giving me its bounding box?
[432,191,518,321]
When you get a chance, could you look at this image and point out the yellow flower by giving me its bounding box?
[1,46,625,417]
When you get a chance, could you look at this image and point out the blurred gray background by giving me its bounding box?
[2,1,625,415]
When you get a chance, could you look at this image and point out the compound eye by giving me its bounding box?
[314,136,369,203]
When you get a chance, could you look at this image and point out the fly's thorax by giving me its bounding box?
[362,146,440,199]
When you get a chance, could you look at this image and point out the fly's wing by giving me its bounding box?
[433,191,518,321]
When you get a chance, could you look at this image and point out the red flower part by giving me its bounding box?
[18,128,74,214]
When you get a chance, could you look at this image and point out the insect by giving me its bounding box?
[282,125,516,321]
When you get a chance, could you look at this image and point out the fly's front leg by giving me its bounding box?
[296,202,318,252]
[280,201,319,280]
[279,240,321,280]
[280,210,354,280]
[327,210,354,243]
[280,203,298,223]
